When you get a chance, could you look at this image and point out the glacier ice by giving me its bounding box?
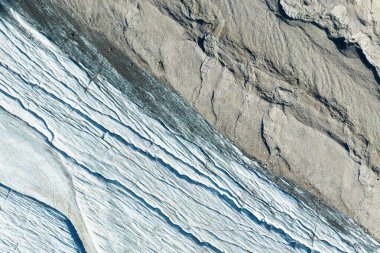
[0,5,379,253]
[0,184,85,253]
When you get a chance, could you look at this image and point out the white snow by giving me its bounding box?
[0,7,379,253]
[0,185,85,253]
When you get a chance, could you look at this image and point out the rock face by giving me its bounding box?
[2,4,379,252]
[280,0,380,80]
[37,0,380,239]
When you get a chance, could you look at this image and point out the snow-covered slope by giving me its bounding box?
[0,184,85,253]
[0,5,379,253]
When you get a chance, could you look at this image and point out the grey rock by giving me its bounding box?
[279,0,380,80]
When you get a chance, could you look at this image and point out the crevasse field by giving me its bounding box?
[0,4,379,253]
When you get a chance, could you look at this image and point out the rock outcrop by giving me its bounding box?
[280,0,380,81]
[2,5,380,252]
[18,0,380,240]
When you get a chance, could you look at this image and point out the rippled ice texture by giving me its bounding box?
[0,6,379,253]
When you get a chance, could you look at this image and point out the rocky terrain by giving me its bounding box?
[32,0,380,240]
[2,2,380,252]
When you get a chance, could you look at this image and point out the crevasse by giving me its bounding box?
[0,5,379,253]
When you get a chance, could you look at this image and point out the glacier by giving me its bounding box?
[0,3,379,253]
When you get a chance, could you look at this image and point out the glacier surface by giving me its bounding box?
[0,5,379,253]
